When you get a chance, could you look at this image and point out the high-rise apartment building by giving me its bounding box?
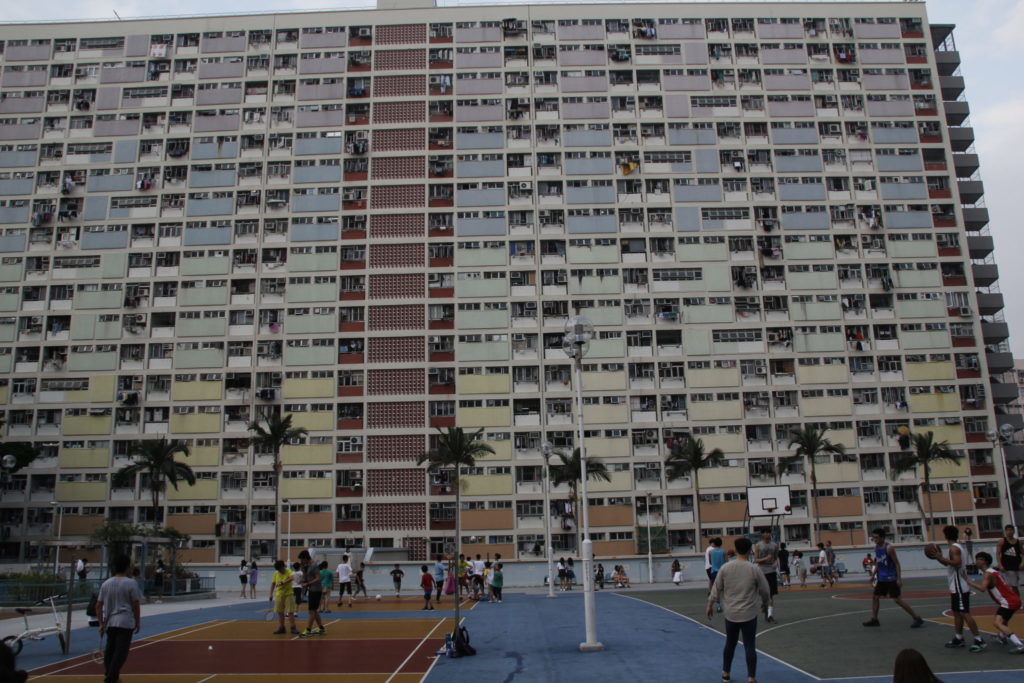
[0,0,1017,565]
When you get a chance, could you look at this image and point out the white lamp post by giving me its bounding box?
[50,501,63,576]
[283,498,291,562]
[542,441,557,599]
[989,424,1018,528]
[562,315,603,652]
[645,491,654,584]
[947,480,957,524]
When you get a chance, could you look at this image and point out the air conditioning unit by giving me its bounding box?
[519,182,531,190]
[512,333,527,341]
[358,28,371,37]
[755,367,767,375]
[767,332,779,343]
[958,307,972,317]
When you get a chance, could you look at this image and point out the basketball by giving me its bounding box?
[375,594,381,601]
[923,543,941,559]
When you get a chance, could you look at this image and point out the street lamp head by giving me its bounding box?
[987,430,998,443]
[562,315,594,359]
[1,454,17,471]
[999,424,1015,441]
[542,440,553,457]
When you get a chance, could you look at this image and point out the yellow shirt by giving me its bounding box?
[272,569,294,598]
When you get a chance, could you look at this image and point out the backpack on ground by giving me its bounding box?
[452,625,476,657]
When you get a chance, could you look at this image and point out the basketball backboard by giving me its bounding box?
[746,485,792,518]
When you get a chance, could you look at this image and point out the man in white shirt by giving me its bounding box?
[335,555,354,608]
[705,539,715,589]
[471,555,486,599]
[96,554,141,683]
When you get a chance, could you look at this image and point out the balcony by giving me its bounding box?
[981,321,1009,344]
[961,207,989,230]
[971,263,998,287]
[975,292,1003,316]
[990,381,1019,405]
[934,50,961,76]
[953,152,979,176]
[948,127,975,153]
[940,75,965,100]
[943,100,969,126]
[985,350,1013,372]
[957,180,984,204]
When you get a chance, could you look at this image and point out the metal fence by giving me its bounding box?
[0,575,215,606]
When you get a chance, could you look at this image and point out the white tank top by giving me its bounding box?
[946,542,969,593]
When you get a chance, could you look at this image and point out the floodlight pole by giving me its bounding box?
[991,425,1018,528]
[542,441,556,599]
[645,491,654,584]
[564,315,603,652]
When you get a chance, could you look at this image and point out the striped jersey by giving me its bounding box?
[984,568,1022,611]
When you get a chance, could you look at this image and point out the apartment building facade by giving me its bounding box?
[0,0,1018,565]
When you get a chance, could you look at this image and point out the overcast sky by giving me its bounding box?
[2,0,1022,355]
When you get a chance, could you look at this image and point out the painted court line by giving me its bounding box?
[384,617,446,683]
[756,601,947,637]
[612,592,823,681]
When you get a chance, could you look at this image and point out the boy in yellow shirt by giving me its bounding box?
[270,559,299,635]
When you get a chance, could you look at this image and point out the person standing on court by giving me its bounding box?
[777,543,790,589]
[753,531,780,623]
[269,559,298,635]
[433,554,446,603]
[932,525,985,651]
[336,554,354,607]
[862,528,924,628]
[96,554,142,683]
[76,558,89,582]
[298,550,325,637]
[707,537,770,683]
[996,524,1021,596]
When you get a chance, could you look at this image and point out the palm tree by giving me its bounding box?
[550,447,611,553]
[418,427,494,638]
[664,438,724,550]
[892,431,962,542]
[247,413,307,558]
[112,438,195,524]
[787,426,845,547]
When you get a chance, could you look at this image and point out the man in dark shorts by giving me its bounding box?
[934,525,985,651]
[862,528,924,628]
[336,554,354,607]
[753,531,779,623]
[778,543,790,588]
[297,551,324,637]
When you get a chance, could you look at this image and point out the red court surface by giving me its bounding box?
[29,618,448,682]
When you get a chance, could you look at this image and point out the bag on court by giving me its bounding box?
[444,573,456,596]
[452,626,476,657]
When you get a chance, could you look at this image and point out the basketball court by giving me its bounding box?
[17,578,1024,682]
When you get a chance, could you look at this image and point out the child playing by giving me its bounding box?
[269,560,298,635]
[491,563,504,603]
[967,551,1024,654]
[390,564,405,598]
[484,561,495,602]
[792,551,807,588]
[420,565,435,611]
